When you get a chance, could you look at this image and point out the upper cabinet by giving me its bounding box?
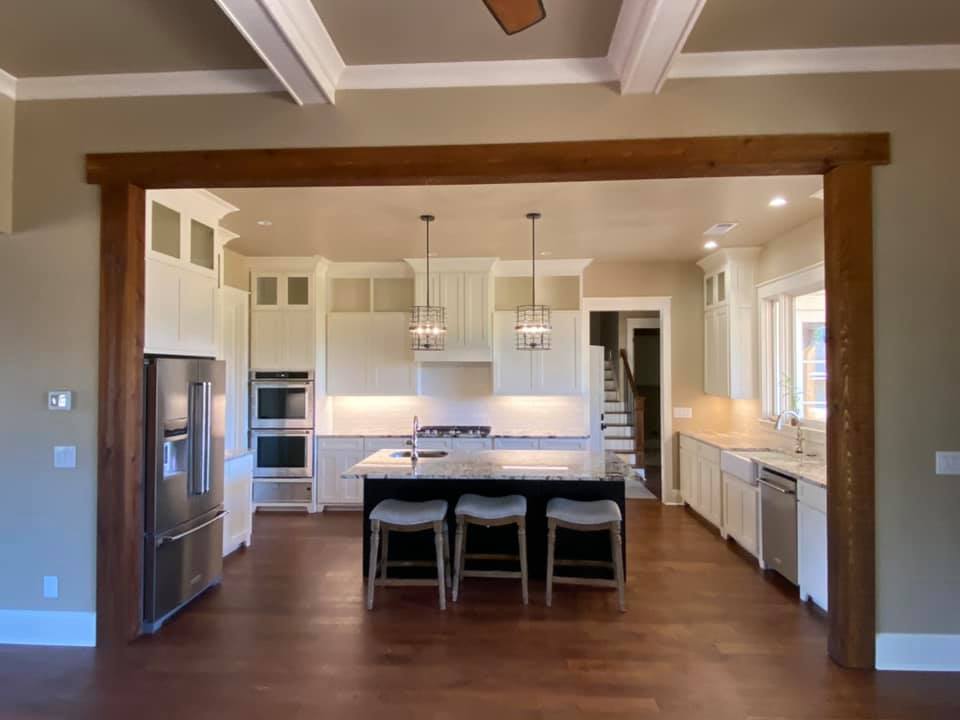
[493,310,582,395]
[250,266,317,370]
[407,258,496,363]
[697,248,760,399]
[144,190,239,358]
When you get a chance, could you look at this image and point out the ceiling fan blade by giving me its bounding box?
[482,0,546,35]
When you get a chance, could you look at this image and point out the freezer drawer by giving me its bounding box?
[253,481,313,503]
[143,508,226,632]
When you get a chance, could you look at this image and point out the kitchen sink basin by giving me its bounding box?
[389,450,449,459]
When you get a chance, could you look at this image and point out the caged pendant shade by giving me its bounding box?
[409,214,447,351]
[515,212,551,350]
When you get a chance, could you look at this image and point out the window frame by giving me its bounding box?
[757,263,826,429]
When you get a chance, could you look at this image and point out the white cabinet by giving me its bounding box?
[679,434,723,531]
[493,310,582,395]
[221,287,249,454]
[698,248,760,399]
[250,270,316,371]
[722,472,759,557]
[493,437,540,450]
[493,437,587,450]
[409,259,495,362]
[679,438,698,507]
[538,437,589,450]
[326,313,417,395]
[223,452,253,556]
[317,437,365,507]
[798,480,828,611]
[452,438,493,451]
[697,455,722,527]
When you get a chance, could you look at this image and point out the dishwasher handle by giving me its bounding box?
[760,478,796,495]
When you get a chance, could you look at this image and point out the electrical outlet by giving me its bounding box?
[673,407,693,419]
[53,446,77,469]
[43,576,59,599]
[936,452,960,476]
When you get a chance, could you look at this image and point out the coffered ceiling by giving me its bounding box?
[214,175,823,262]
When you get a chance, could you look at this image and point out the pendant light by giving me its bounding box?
[409,214,447,351]
[515,212,551,350]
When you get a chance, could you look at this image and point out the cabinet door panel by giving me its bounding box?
[326,313,369,394]
[336,451,365,504]
[714,307,730,397]
[441,273,464,348]
[179,271,217,356]
[317,451,341,502]
[493,312,533,394]
[463,272,490,349]
[798,504,828,611]
[536,311,580,394]
[282,310,315,370]
[251,311,284,370]
[145,259,180,353]
[370,313,417,395]
[723,475,741,539]
[741,485,758,556]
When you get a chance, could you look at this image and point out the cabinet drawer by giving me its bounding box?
[493,438,540,450]
[696,441,721,465]
[798,479,827,513]
[317,437,365,451]
[253,481,312,503]
[452,438,493,451]
[679,434,696,452]
[539,438,589,450]
[364,437,406,452]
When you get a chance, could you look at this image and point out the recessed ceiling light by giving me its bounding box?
[256,219,273,227]
[539,250,552,256]
[768,196,788,208]
[428,252,439,257]
[703,240,719,250]
[704,222,738,236]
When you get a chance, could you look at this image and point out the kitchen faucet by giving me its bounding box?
[410,415,421,462]
[775,409,805,455]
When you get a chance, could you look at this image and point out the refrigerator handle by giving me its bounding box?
[188,381,213,496]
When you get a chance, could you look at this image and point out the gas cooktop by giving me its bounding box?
[419,425,491,438]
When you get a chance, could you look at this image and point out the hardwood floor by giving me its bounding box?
[2,502,957,719]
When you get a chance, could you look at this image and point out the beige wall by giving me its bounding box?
[2,72,959,637]
[0,93,13,233]
[222,246,250,291]
[756,216,825,285]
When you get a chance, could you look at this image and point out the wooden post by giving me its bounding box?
[96,183,146,646]
[823,164,876,669]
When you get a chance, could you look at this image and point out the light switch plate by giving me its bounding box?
[936,452,960,476]
[43,576,59,599]
[673,407,693,419]
[48,390,73,411]
[53,446,77,469]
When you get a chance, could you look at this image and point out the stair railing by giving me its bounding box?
[619,349,646,469]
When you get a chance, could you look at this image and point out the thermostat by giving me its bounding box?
[48,391,73,411]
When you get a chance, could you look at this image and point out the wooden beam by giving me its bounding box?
[824,164,876,669]
[86,134,890,188]
[96,183,146,646]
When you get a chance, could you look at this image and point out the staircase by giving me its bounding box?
[603,357,642,471]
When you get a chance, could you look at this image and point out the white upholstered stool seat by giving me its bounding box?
[546,498,622,526]
[370,498,448,525]
[545,497,626,612]
[452,494,529,605]
[455,493,527,521]
[366,499,450,611]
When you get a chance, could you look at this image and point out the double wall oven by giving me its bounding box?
[250,371,314,479]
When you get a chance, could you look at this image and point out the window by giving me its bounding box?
[758,266,827,426]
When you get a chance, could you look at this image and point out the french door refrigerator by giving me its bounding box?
[143,356,226,633]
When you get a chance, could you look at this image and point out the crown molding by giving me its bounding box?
[0,67,17,100]
[608,0,707,94]
[214,0,344,105]
[14,69,281,101]
[326,261,412,279]
[669,44,960,80]
[494,258,593,277]
[404,257,500,273]
[340,57,616,90]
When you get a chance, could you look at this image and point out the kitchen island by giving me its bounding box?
[344,449,630,580]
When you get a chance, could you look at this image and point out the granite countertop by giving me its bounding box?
[343,449,630,482]
[680,430,774,450]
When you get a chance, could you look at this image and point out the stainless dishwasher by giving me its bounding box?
[760,466,798,585]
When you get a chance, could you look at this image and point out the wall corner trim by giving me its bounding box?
[875,633,960,672]
[0,610,96,647]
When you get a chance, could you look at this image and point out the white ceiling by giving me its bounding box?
[215,175,824,262]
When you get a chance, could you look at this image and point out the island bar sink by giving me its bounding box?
[389,450,449,459]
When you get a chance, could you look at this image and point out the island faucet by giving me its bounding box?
[410,415,421,462]
[775,409,805,455]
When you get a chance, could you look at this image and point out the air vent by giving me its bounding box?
[704,222,739,237]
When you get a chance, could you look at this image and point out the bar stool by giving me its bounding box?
[366,499,450,610]
[545,498,625,612]
[453,494,529,605]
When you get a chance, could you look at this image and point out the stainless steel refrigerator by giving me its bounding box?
[143,356,226,633]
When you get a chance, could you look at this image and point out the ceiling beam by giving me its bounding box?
[213,0,344,105]
[608,0,706,94]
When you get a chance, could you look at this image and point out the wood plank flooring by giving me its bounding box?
[1,502,957,719]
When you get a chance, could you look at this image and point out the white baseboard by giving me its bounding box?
[876,633,960,671]
[0,609,96,647]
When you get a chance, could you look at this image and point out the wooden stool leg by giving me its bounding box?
[366,521,380,611]
[453,518,465,602]
[610,521,626,612]
[546,518,557,608]
[379,528,390,582]
[518,519,529,606]
[433,521,447,610]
